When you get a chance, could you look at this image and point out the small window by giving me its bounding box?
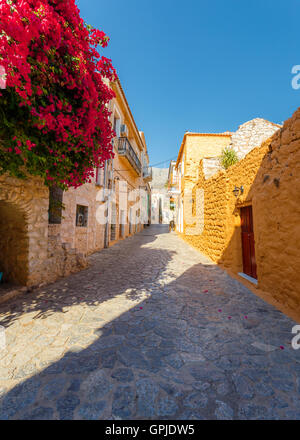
[76,205,88,227]
[113,116,121,138]
[49,186,64,224]
[96,167,105,186]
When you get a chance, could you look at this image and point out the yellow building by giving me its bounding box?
[175,132,232,233]
[103,78,152,246]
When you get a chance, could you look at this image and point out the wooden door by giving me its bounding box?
[241,206,257,279]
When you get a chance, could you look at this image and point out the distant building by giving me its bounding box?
[151,168,173,225]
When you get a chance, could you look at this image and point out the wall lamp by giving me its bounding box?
[233,185,244,198]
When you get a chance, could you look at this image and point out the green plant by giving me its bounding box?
[220,147,239,170]
[0,0,116,189]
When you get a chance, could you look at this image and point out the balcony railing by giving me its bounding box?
[142,166,152,182]
[118,137,142,175]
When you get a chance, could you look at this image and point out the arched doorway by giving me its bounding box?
[0,201,29,286]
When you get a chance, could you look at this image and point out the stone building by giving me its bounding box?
[174,132,232,233]
[0,175,86,299]
[182,109,300,318]
[58,78,152,255]
[174,119,281,236]
[151,168,173,225]
[0,78,151,299]
[229,118,282,159]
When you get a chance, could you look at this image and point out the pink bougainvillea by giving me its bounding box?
[0,0,116,188]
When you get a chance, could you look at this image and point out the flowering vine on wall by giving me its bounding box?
[0,0,116,188]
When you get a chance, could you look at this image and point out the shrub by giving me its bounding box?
[0,0,116,188]
[220,147,239,170]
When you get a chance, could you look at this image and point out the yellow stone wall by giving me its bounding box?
[176,133,231,233]
[184,134,232,190]
[183,107,300,316]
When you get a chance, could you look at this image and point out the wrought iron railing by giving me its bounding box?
[117,137,142,175]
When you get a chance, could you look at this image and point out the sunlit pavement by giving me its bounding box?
[0,225,299,420]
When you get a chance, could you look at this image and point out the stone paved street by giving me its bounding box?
[0,225,299,420]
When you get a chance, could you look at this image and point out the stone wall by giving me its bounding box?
[60,183,106,255]
[252,108,300,310]
[0,175,87,289]
[180,134,231,232]
[184,134,232,190]
[44,224,87,284]
[229,118,281,160]
[0,175,49,286]
[184,107,300,313]
[202,157,222,179]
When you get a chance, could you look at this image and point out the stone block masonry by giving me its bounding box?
[184,107,300,318]
[229,118,281,160]
[0,175,87,291]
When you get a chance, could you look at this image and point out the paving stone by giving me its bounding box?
[232,374,254,399]
[118,346,148,369]
[0,378,41,419]
[183,391,208,409]
[22,407,54,420]
[238,403,267,420]
[111,368,134,383]
[65,355,100,374]
[215,400,234,420]
[42,377,66,399]
[1,225,299,420]
[56,393,80,420]
[254,381,274,397]
[112,386,135,419]
[77,401,106,420]
[216,382,230,396]
[81,370,112,399]
[164,354,184,369]
[189,365,225,383]
[159,382,184,398]
[68,378,81,392]
[157,397,179,417]
[136,378,159,417]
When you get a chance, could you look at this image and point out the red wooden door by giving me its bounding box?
[241,206,257,279]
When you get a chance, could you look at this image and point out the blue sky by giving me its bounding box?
[77,0,299,166]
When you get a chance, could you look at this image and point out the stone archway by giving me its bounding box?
[0,200,29,285]
[0,175,50,288]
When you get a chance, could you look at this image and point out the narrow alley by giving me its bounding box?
[0,226,299,420]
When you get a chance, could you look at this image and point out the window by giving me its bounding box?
[48,186,64,224]
[96,167,105,186]
[76,205,88,227]
[113,116,121,138]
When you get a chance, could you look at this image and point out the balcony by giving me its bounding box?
[143,166,152,182]
[118,137,142,175]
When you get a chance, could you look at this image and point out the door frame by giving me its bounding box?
[240,205,257,281]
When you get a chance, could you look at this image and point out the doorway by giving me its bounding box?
[0,201,28,285]
[240,206,257,280]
